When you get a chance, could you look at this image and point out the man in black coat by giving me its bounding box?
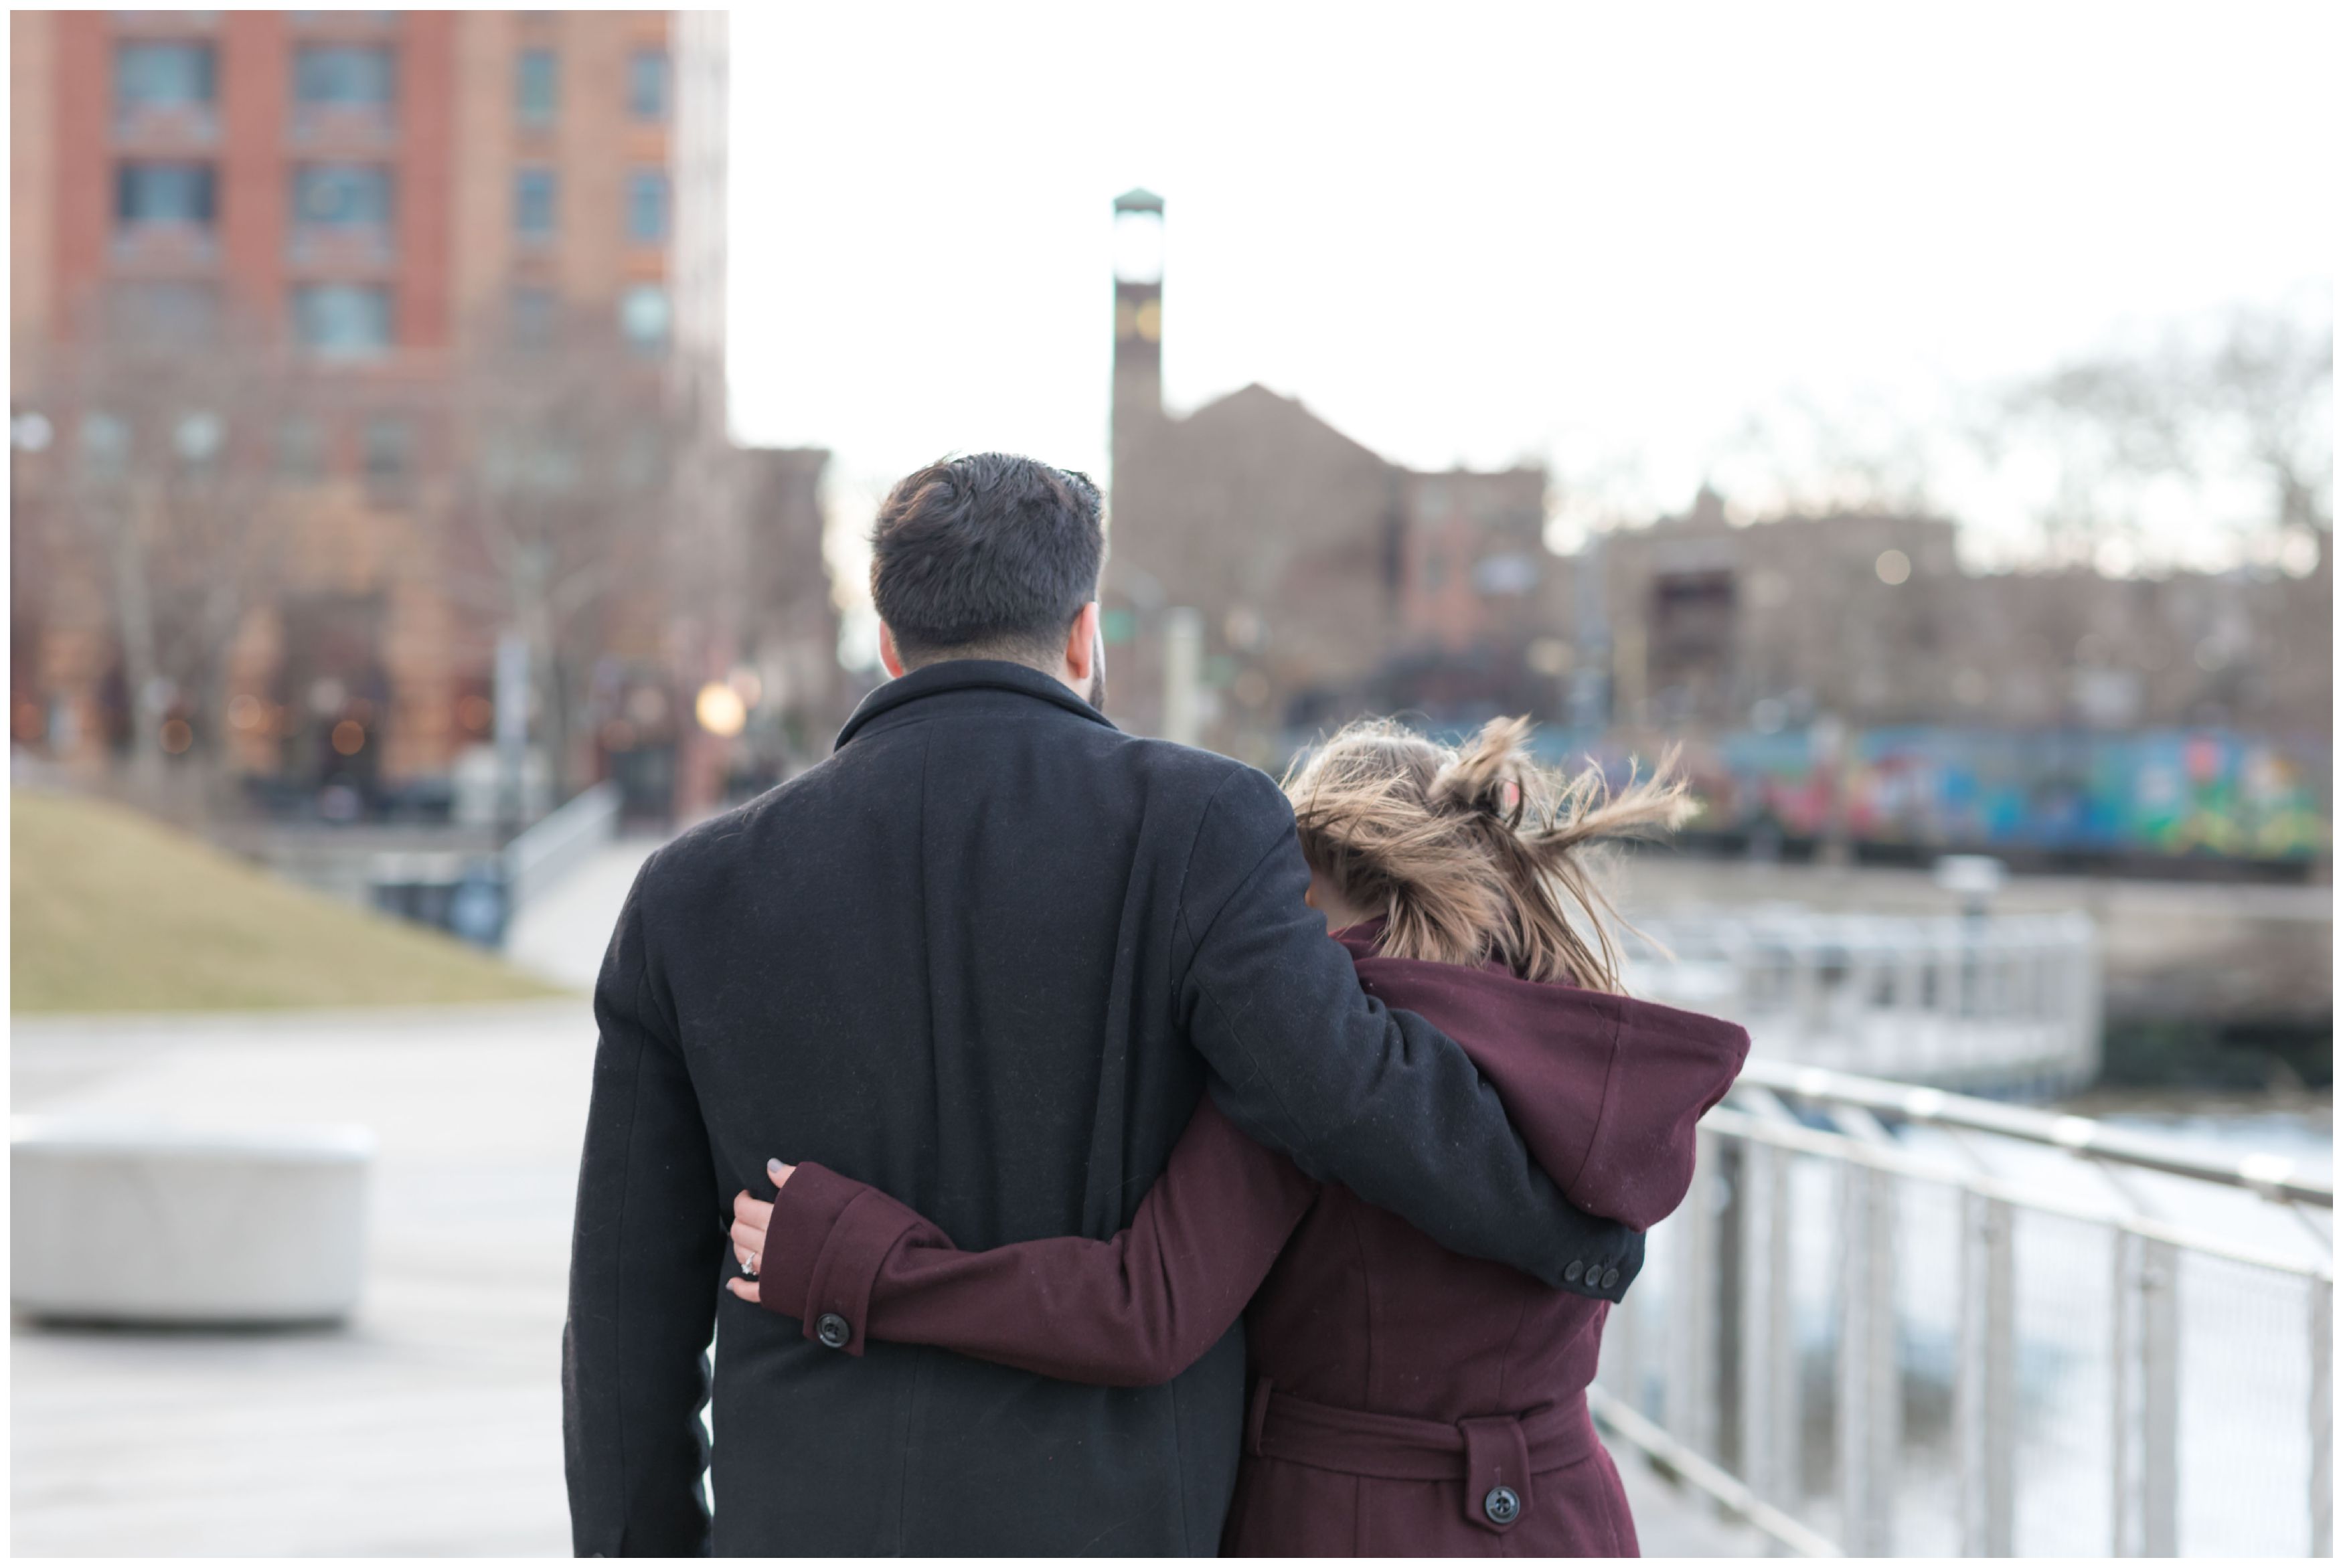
[562,454,1641,1555]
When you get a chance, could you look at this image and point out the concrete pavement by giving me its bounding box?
[10,999,593,1555]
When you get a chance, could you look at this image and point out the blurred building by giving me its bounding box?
[7,10,787,824]
[1102,190,1554,765]
[728,444,843,780]
[1591,485,2332,741]
[1097,190,2326,865]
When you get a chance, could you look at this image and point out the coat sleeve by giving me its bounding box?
[1172,766,1643,1296]
[750,1096,1315,1386]
[562,862,724,1558]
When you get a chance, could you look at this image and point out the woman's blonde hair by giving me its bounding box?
[1281,716,1692,993]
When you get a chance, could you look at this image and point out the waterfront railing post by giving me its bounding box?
[1669,1128,1722,1474]
[1956,1191,2017,1556]
[2312,1274,2333,1559]
[1836,1162,1899,1555]
[1716,1137,1747,1482]
[1741,1139,1798,1527]
[2112,1232,2180,1556]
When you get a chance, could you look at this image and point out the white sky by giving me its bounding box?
[726,1,2334,649]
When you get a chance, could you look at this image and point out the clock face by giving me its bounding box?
[1112,210,1164,284]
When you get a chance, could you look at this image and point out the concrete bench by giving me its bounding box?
[10,1118,374,1326]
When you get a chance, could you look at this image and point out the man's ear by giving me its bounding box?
[878,622,907,679]
[1063,602,1101,681]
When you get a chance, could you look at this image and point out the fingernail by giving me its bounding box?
[767,1159,785,1176]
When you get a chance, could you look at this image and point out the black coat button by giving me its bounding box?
[815,1312,852,1348]
[1483,1484,1521,1525]
[1563,1260,1584,1283]
[1600,1267,1620,1290]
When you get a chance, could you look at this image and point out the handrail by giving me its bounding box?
[1587,1386,1844,1557]
[1703,1106,2332,1280]
[1736,1058,2334,1209]
[503,780,620,910]
[1620,1067,2330,1556]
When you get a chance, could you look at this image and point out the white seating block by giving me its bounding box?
[11,1118,374,1325]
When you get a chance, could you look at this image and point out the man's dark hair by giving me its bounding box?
[870,453,1105,668]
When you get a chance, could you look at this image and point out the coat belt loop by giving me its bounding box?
[1246,1377,1276,1458]
[1457,1414,1533,1533]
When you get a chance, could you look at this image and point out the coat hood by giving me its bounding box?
[1338,924,1749,1231]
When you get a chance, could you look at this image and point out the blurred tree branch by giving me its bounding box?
[42,288,307,814]
[1995,301,2332,556]
[445,301,695,805]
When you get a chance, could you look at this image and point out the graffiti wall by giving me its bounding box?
[1688,727,2331,861]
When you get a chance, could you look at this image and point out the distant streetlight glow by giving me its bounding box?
[694,681,747,737]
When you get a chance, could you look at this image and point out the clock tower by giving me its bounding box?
[1110,188,1165,476]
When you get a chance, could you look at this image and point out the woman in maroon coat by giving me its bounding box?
[726,717,1749,1556]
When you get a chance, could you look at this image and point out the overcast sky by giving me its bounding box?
[726,1,2334,646]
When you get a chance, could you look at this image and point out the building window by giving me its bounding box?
[115,41,216,110]
[276,415,328,481]
[294,44,396,108]
[625,170,668,244]
[292,284,393,358]
[363,415,412,488]
[116,163,217,226]
[618,283,669,351]
[514,169,557,240]
[517,48,558,124]
[627,50,667,118]
[292,164,392,227]
[1471,553,1540,596]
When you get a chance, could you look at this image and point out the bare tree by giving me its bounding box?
[38,288,307,815]
[443,299,702,807]
[1992,300,2332,559]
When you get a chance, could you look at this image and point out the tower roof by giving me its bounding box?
[1113,187,1165,213]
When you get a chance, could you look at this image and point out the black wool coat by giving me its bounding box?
[560,660,1641,1557]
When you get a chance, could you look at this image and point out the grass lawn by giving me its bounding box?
[11,790,569,1013]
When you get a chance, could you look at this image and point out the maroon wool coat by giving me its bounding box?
[755,926,1750,1556]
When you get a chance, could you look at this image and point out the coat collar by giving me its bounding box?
[834,659,1119,750]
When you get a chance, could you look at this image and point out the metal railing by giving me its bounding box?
[1595,1064,2332,1557]
[503,781,619,911]
[1623,909,2101,1093]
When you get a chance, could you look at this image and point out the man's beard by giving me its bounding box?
[1085,630,1108,711]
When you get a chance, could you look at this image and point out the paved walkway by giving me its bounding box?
[11,835,1757,1556]
[502,834,666,991]
[11,1000,592,1555]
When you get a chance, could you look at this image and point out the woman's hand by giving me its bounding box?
[724,1159,795,1304]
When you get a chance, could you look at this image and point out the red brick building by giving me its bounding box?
[9,10,764,819]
